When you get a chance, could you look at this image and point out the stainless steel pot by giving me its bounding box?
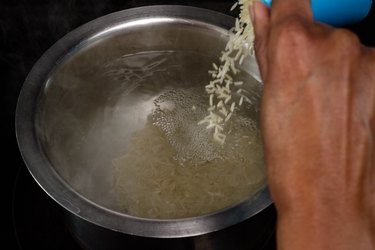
[16,5,272,247]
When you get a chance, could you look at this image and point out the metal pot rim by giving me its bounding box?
[15,5,272,238]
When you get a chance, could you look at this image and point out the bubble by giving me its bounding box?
[151,88,217,165]
[151,88,261,166]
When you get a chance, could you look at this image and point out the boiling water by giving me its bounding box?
[113,88,266,219]
[41,50,265,218]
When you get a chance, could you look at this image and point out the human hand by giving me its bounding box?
[251,0,375,249]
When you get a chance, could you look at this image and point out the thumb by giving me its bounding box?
[251,1,270,80]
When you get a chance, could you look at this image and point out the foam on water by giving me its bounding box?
[152,88,259,166]
[152,89,223,165]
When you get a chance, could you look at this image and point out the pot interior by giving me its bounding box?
[35,15,265,220]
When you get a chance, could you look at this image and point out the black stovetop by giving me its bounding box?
[3,1,374,249]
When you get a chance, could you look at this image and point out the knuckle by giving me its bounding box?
[273,16,311,51]
[332,29,361,52]
[276,16,309,42]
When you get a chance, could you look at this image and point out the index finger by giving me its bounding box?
[270,0,314,25]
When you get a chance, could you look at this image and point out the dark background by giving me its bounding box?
[2,1,374,249]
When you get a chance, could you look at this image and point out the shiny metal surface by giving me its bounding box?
[16,5,271,238]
